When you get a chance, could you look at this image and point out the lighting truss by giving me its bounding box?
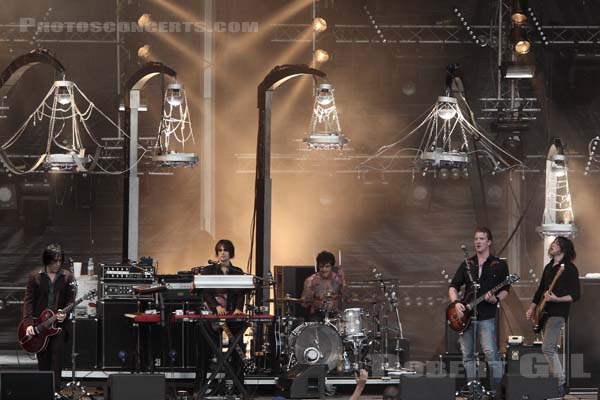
[152,83,198,167]
[584,135,600,176]
[360,94,525,178]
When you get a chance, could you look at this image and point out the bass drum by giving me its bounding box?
[289,322,343,371]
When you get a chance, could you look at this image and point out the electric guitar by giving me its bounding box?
[532,264,564,333]
[446,274,520,333]
[17,289,97,354]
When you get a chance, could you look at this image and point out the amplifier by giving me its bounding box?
[505,343,548,375]
[101,282,154,300]
[100,264,155,281]
[63,317,99,369]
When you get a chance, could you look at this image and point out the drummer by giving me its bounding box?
[301,250,346,322]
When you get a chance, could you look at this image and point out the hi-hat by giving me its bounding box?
[267,297,302,303]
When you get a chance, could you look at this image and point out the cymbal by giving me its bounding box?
[267,297,303,303]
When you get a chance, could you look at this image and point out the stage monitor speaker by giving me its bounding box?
[278,364,326,399]
[99,300,139,368]
[108,373,165,400]
[505,343,547,375]
[502,373,559,400]
[399,375,455,400]
[63,317,99,369]
[0,370,54,400]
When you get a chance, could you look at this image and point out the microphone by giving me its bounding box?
[461,244,467,251]
[207,259,220,265]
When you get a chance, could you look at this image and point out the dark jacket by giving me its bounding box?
[449,255,510,321]
[23,268,75,326]
[199,263,245,313]
[532,259,580,320]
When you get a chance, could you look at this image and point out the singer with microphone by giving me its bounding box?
[193,239,246,394]
[448,228,509,398]
[22,243,75,392]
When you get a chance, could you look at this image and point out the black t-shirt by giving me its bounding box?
[532,259,580,320]
[449,255,510,321]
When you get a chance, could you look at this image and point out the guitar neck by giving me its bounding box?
[43,295,87,326]
[471,281,508,308]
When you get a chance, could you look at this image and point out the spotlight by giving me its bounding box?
[462,167,469,178]
[137,13,152,29]
[55,81,73,105]
[511,25,531,55]
[450,167,461,180]
[137,44,151,60]
[511,0,528,24]
[312,17,327,33]
[439,168,450,179]
[314,49,330,64]
[436,96,458,120]
[165,83,184,107]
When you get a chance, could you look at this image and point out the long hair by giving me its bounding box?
[550,236,576,262]
[42,243,63,266]
[214,239,235,258]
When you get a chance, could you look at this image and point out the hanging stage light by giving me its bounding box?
[436,96,458,120]
[152,82,198,167]
[303,83,347,150]
[314,49,330,64]
[55,81,72,105]
[165,83,183,106]
[312,17,327,33]
[511,0,528,24]
[137,44,151,60]
[511,25,531,55]
[137,13,153,29]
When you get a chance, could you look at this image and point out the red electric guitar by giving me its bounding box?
[446,274,519,333]
[17,289,97,354]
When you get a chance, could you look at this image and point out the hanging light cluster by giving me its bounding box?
[303,83,347,150]
[0,79,110,174]
[510,0,531,55]
[152,82,198,167]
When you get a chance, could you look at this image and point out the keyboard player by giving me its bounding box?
[194,239,246,395]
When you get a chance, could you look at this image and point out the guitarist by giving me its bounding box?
[22,243,75,392]
[525,237,580,396]
[448,227,509,397]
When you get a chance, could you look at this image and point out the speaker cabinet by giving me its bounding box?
[107,373,165,400]
[0,371,54,400]
[505,343,547,375]
[502,374,559,400]
[63,317,99,369]
[278,364,326,399]
[99,300,139,368]
[399,375,455,400]
[569,277,600,388]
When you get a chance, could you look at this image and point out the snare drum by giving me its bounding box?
[340,308,366,337]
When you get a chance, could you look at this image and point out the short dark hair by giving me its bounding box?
[215,239,235,258]
[316,251,335,268]
[42,243,63,266]
[552,236,576,262]
[474,227,493,241]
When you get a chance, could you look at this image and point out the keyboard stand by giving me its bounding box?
[197,319,250,399]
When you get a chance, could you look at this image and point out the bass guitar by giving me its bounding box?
[17,289,97,354]
[532,264,564,333]
[446,274,520,333]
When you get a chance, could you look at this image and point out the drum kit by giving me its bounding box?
[275,272,410,376]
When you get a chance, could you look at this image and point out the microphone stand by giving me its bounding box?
[65,279,89,400]
[460,248,486,400]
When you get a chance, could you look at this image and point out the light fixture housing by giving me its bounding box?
[314,49,330,64]
[152,152,198,167]
[166,83,184,107]
[511,25,531,55]
[436,96,458,120]
[45,152,91,172]
[55,81,73,105]
[304,83,347,150]
[511,0,528,24]
[312,17,327,32]
[502,63,535,79]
